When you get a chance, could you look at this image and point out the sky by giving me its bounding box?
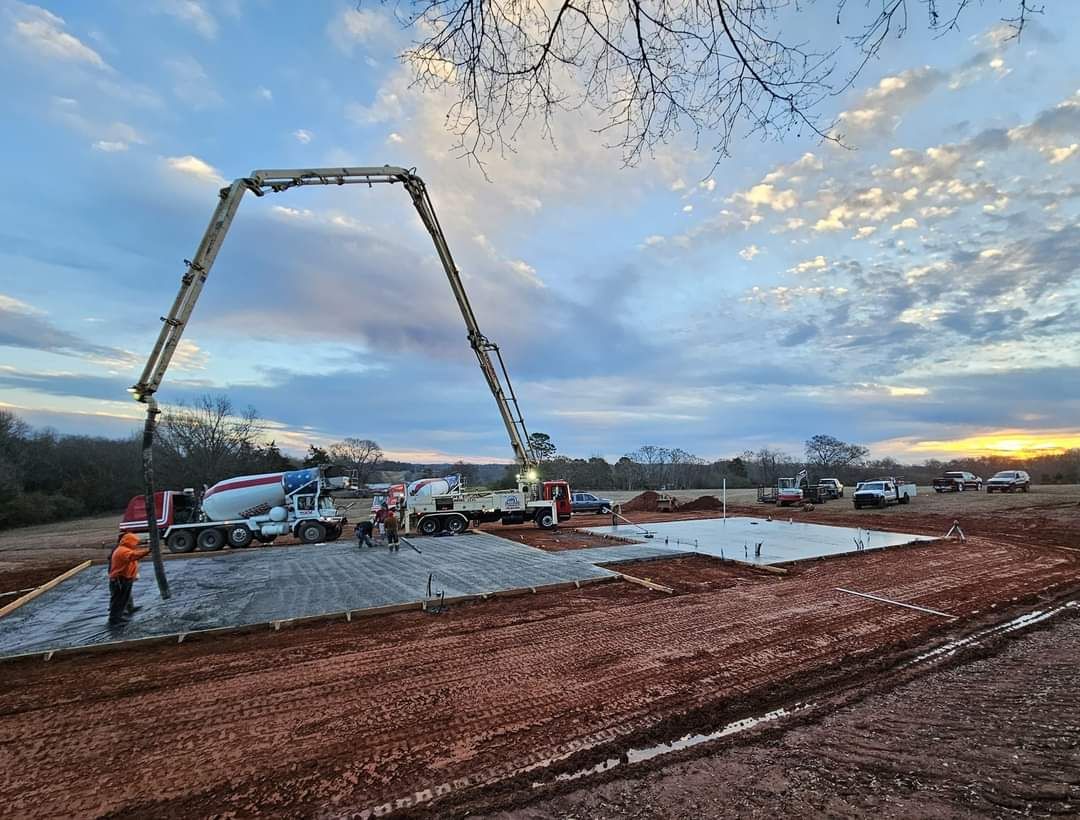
[0,0,1078,465]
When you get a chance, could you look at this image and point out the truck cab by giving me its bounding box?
[542,480,573,521]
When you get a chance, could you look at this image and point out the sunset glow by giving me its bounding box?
[907,432,1080,460]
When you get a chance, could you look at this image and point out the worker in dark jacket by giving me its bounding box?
[355,519,376,549]
[108,532,149,627]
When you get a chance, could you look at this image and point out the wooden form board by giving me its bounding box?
[0,560,92,619]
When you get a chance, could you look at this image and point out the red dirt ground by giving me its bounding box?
[0,533,1077,817]
[493,611,1080,819]
[601,555,779,592]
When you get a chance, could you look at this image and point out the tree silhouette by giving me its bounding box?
[393,0,1039,163]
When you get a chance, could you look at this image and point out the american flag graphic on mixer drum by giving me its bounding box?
[283,468,320,494]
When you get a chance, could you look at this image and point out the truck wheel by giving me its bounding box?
[445,514,469,535]
[197,528,226,551]
[1022,485,1029,493]
[325,525,342,541]
[418,516,441,536]
[166,530,196,554]
[227,525,253,548]
[900,494,910,505]
[535,510,556,530]
[877,497,886,508]
[298,522,327,544]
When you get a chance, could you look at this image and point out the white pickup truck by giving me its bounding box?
[852,479,917,509]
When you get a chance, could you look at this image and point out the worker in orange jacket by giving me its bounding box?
[109,532,149,626]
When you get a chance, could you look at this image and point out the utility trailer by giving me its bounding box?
[759,469,831,506]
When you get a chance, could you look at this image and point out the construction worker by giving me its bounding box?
[375,504,389,539]
[108,532,149,627]
[355,518,376,549]
[385,506,401,552]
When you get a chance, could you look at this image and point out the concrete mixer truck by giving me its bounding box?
[119,466,349,552]
[373,475,571,535]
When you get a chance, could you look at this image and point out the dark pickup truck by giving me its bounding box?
[932,471,982,492]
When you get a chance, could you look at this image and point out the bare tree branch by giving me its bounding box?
[384,0,1037,164]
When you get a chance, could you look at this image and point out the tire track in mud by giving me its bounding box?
[0,538,1077,818]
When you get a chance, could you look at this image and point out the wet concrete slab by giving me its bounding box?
[0,532,640,659]
[583,516,935,565]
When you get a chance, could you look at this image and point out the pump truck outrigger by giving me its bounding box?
[129,166,571,598]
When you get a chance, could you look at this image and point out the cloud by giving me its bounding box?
[255,86,273,102]
[328,7,394,54]
[739,244,760,261]
[0,293,135,366]
[165,55,223,108]
[739,184,797,212]
[790,256,827,274]
[157,0,217,39]
[9,3,107,68]
[50,96,147,151]
[345,89,403,124]
[762,152,823,184]
[171,338,209,372]
[835,67,946,142]
[293,128,314,144]
[779,322,819,347]
[891,217,918,231]
[1046,144,1078,164]
[165,154,225,185]
[813,206,852,232]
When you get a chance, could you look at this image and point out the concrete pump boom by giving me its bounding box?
[131,166,538,597]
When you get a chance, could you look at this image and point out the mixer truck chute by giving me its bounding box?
[129,166,568,596]
[119,466,349,553]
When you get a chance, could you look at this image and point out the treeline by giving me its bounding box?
[2,403,1078,530]
[514,435,1080,492]
[0,398,292,530]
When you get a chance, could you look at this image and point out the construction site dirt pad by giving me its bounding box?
[0,536,1077,817]
[499,611,1080,818]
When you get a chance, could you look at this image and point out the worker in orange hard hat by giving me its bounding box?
[108,532,150,627]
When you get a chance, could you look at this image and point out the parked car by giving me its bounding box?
[818,478,844,498]
[932,471,983,492]
[571,492,614,514]
[985,470,1031,493]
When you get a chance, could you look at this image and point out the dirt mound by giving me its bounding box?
[622,491,663,512]
[679,495,723,511]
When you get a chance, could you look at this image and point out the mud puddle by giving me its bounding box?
[537,703,815,786]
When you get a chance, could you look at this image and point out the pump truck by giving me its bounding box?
[129,167,570,597]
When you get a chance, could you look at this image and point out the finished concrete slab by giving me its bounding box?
[583,516,935,565]
[0,532,679,659]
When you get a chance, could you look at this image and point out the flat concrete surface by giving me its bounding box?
[558,542,696,565]
[584,516,935,565]
[0,533,630,659]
